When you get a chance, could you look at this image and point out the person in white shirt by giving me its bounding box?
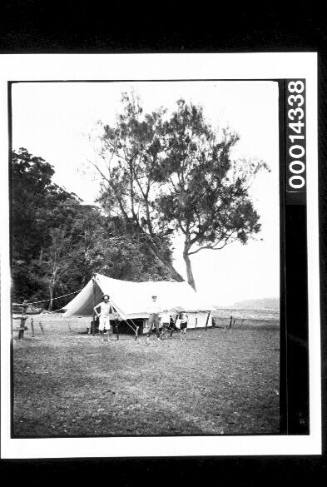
[94,295,112,341]
[146,295,161,341]
[179,312,188,339]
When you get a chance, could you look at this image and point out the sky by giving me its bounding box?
[11,81,279,306]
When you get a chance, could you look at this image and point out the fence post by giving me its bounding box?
[18,317,27,339]
[39,321,44,335]
[31,318,35,337]
[116,322,120,340]
[18,301,28,339]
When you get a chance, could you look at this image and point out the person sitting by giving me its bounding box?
[168,313,178,337]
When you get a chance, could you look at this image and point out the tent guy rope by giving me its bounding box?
[15,288,83,307]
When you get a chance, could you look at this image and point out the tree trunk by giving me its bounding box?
[48,284,54,311]
[146,239,184,282]
[183,249,196,290]
[161,257,184,282]
[108,197,184,282]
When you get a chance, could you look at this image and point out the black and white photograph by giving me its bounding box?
[0,53,321,458]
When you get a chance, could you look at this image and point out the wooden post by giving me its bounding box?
[92,276,96,336]
[116,322,120,340]
[39,321,44,335]
[18,317,27,339]
[229,315,233,329]
[135,325,139,341]
[31,318,35,337]
[18,301,28,339]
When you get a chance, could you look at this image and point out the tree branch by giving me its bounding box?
[188,231,236,255]
[130,160,156,238]
[90,159,131,223]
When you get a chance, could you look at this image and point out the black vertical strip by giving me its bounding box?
[285,205,309,434]
[284,79,309,434]
[280,79,309,435]
[279,80,287,434]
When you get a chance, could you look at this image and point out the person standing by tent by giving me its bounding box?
[179,312,188,339]
[94,295,112,342]
[146,295,161,342]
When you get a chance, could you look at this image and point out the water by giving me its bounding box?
[212,308,280,323]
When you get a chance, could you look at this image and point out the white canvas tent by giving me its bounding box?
[62,273,214,329]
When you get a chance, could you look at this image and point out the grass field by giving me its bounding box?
[13,321,280,437]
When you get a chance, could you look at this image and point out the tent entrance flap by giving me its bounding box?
[63,279,103,317]
[92,280,104,315]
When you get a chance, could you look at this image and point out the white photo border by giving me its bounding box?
[0,53,320,458]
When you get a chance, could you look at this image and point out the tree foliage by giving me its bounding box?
[94,93,179,280]
[93,94,269,289]
[11,148,172,308]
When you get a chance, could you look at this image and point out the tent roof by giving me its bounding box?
[62,273,214,318]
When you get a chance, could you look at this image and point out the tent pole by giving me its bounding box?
[109,301,137,337]
[205,311,211,331]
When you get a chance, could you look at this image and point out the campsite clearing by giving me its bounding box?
[13,323,280,437]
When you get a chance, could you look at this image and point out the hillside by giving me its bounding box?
[231,297,279,310]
